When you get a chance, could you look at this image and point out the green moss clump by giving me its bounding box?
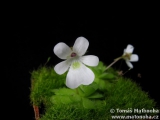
[30,66,66,106]
[30,61,158,120]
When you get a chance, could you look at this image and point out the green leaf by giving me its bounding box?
[51,96,73,104]
[77,87,85,96]
[98,80,107,91]
[51,88,75,96]
[99,73,115,80]
[87,92,104,99]
[94,100,106,108]
[70,94,82,102]
[82,98,95,109]
[98,79,113,91]
[89,61,106,75]
[50,95,61,104]
[51,88,82,104]
[96,61,106,72]
[60,96,73,104]
[80,82,98,97]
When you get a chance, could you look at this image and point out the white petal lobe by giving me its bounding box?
[54,60,70,75]
[80,55,99,66]
[125,44,134,54]
[73,37,89,56]
[125,60,133,69]
[54,42,72,59]
[130,54,139,62]
[66,62,94,89]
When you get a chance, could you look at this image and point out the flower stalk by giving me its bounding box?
[106,57,122,70]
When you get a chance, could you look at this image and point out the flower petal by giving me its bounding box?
[54,42,72,59]
[123,49,126,55]
[124,44,134,54]
[66,62,94,89]
[54,60,71,75]
[80,55,99,66]
[130,54,139,62]
[73,37,89,56]
[125,60,133,69]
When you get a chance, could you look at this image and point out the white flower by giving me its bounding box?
[53,37,99,89]
[123,44,139,69]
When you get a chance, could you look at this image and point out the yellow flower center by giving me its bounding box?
[72,61,81,69]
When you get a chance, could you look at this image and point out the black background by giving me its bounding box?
[4,7,159,119]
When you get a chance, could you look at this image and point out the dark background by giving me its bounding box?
[4,9,159,119]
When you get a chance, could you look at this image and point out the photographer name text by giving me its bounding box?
[114,108,159,114]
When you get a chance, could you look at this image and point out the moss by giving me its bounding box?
[30,66,66,106]
[30,61,158,120]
